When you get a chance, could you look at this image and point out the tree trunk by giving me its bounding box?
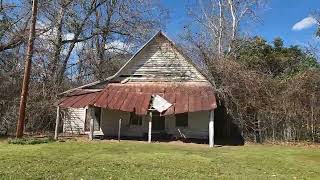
[55,0,106,85]
[227,0,236,53]
[50,2,68,87]
[218,0,223,57]
[311,93,315,142]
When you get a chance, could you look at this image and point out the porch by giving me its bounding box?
[93,108,212,141]
[56,82,217,147]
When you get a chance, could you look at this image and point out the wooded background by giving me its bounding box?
[0,0,319,143]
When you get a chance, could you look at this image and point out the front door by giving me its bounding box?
[152,112,165,131]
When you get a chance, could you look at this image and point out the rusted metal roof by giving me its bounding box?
[94,82,216,115]
[58,90,100,108]
[57,82,216,115]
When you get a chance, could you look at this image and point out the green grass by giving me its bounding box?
[0,139,319,179]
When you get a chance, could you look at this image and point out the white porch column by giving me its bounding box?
[54,106,60,140]
[118,118,122,142]
[89,118,94,140]
[209,110,214,147]
[148,111,152,143]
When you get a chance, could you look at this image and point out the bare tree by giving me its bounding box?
[1,0,168,135]
[190,0,263,57]
[0,1,30,52]
[183,0,319,143]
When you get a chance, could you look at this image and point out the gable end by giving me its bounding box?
[116,32,208,82]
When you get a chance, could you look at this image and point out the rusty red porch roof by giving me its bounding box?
[94,82,217,115]
[57,82,217,115]
[58,90,100,108]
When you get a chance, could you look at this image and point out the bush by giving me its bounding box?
[7,137,55,145]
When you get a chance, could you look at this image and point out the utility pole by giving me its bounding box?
[16,0,38,138]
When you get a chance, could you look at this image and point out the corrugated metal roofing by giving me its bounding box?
[58,91,100,108]
[57,83,216,115]
[94,82,216,115]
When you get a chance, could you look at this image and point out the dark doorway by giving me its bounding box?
[152,111,165,131]
[85,107,101,132]
[214,102,244,145]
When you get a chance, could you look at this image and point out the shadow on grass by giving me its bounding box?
[0,135,9,142]
[7,137,56,145]
[96,135,234,147]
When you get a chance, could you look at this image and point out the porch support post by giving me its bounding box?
[209,110,214,147]
[54,106,60,140]
[89,118,94,140]
[118,118,122,142]
[148,111,152,143]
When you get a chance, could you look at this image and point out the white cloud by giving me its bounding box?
[292,16,317,31]
[105,40,133,53]
[61,33,84,55]
[63,33,75,41]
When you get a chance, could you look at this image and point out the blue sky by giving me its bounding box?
[162,0,320,47]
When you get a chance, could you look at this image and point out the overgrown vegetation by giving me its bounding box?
[214,37,320,142]
[7,137,55,145]
[0,140,319,179]
[184,1,320,143]
[192,39,320,142]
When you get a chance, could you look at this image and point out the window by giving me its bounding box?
[175,113,188,127]
[130,112,142,126]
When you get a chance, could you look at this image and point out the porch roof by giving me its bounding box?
[94,82,217,115]
[57,90,100,108]
[57,82,217,115]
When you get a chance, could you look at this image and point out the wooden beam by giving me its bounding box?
[54,106,60,140]
[148,112,152,143]
[16,0,38,138]
[89,118,94,140]
[118,118,122,142]
[209,110,214,147]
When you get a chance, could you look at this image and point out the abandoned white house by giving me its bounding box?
[55,31,240,147]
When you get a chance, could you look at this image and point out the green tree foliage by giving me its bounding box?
[236,37,319,77]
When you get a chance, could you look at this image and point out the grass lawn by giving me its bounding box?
[0,138,319,179]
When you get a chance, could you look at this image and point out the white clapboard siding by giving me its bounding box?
[165,111,210,139]
[63,108,86,134]
[119,35,207,82]
[100,109,148,137]
[100,109,122,136]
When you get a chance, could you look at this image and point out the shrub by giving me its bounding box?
[7,137,55,145]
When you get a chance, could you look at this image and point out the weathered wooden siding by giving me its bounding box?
[100,109,148,137]
[119,35,207,82]
[166,111,210,139]
[63,108,86,134]
[100,109,210,139]
[100,109,122,136]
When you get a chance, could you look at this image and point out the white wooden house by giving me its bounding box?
[56,31,219,147]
